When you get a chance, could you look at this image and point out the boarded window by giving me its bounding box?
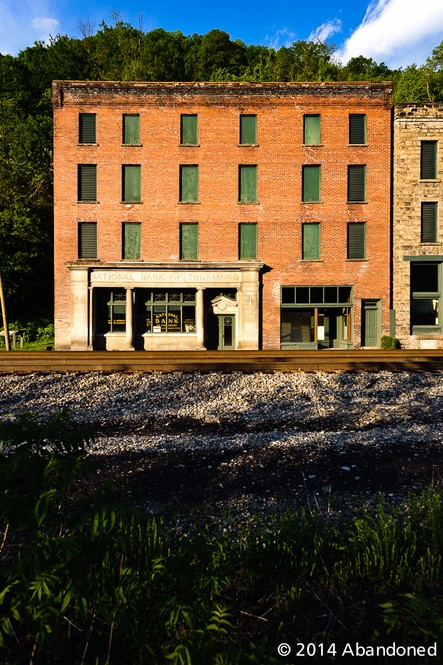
[348,165,366,202]
[302,165,320,202]
[122,165,141,202]
[180,165,199,202]
[421,141,437,179]
[421,202,438,242]
[347,222,366,259]
[303,115,320,145]
[123,223,141,259]
[78,164,97,201]
[349,114,366,144]
[302,223,320,260]
[240,115,257,144]
[181,115,198,145]
[78,222,97,258]
[239,223,257,260]
[180,223,198,260]
[123,115,140,144]
[239,165,257,203]
[79,114,96,144]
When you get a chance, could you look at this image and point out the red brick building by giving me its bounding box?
[52,81,392,351]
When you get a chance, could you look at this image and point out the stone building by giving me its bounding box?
[393,104,443,349]
[53,81,392,351]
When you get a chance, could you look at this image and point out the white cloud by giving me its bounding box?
[264,27,297,50]
[0,1,59,54]
[32,16,60,44]
[338,0,443,68]
[308,18,342,44]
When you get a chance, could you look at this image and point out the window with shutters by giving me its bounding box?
[78,222,97,258]
[240,115,257,145]
[347,165,366,202]
[122,165,141,202]
[410,262,441,331]
[123,114,140,145]
[349,114,366,145]
[180,165,199,202]
[421,202,438,243]
[180,223,198,260]
[238,165,258,203]
[302,165,320,202]
[180,115,198,145]
[78,164,97,202]
[239,223,257,260]
[347,222,366,259]
[302,223,320,260]
[420,141,437,179]
[79,114,96,144]
[303,115,321,145]
[122,223,141,260]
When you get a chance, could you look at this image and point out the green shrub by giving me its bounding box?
[380,335,401,349]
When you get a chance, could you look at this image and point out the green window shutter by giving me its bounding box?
[303,115,320,145]
[348,165,366,202]
[348,222,366,259]
[123,223,141,259]
[349,114,366,144]
[123,115,140,144]
[302,223,320,260]
[239,165,257,203]
[180,223,198,260]
[78,164,97,201]
[421,141,437,179]
[239,223,257,260]
[302,165,320,202]
[181,115,198,145]
[79,114,96,144]
[240,115,257,144]
[123,165,141,202]
[421,202,438,242]
[78,222,97,258]
[180,165,199,202]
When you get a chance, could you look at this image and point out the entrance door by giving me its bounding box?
[218,315,235,350]
[362,300,381,347]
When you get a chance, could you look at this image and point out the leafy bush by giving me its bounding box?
[380,335,401,349]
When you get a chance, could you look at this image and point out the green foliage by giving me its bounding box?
[380,335,401,349]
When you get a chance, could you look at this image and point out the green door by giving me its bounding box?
[218,316,235,350]
[362,300,381,347]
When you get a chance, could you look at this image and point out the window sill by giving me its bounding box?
[347,144,368,147]
[238,143,259,147]
[121,201,143,204]
[180,144,200,147]
[302,143,323,147]
[122,143,142,147]
[419,179,441,183]
[78,143,99,146]
[78,200,99,204]
[412,326,442,334]
[302,201,322,204]
[178,201,200,204]
[301,259,323,262]
[347,201,367,204]
[238,201,260,205]
[420,242,442,246]
[347,258,367,262]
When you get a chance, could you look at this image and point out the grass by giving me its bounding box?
[0,319,54,351]
[0,413,442,664]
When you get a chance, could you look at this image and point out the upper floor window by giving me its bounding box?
[78,222,97,258]
[421,202,438,243]
[180,115,198,145]
[79,113,96,144]
[122,222,141,260]
[303,115,320,145]
[122,165,141,203]
[421,141,437,179]
[348,165,366,202]
[180,223,199,260]
[347,222,366,260]
[302,165,320,202]
[302,223,320,260]
[349,114,366,145]
[78,164,97,202]
[240,115,257,145]
[123,114,140,145]
[238,165,258,203]
[239,223,257,260]
[180,165,199,202]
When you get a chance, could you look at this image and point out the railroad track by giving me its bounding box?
[0,350,442,373]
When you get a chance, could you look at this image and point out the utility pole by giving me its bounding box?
[0,269,11,351]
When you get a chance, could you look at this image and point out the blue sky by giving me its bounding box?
[1,0,443,69]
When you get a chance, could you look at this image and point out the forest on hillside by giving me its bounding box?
[1,18,443,323]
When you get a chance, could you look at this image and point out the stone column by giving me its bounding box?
[70,268,89,350]
[126,288,134,349]
[237,269,260,350]
[196,288,205,349]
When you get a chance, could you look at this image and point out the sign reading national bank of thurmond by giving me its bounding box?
[90,270,242,285]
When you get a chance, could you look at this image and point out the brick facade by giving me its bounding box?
[393,104,443,349]
[53,81,392,351]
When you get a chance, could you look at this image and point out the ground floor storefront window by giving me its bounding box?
[281,285,353,349]
[410,262,441,333]
[144,290,196,333]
